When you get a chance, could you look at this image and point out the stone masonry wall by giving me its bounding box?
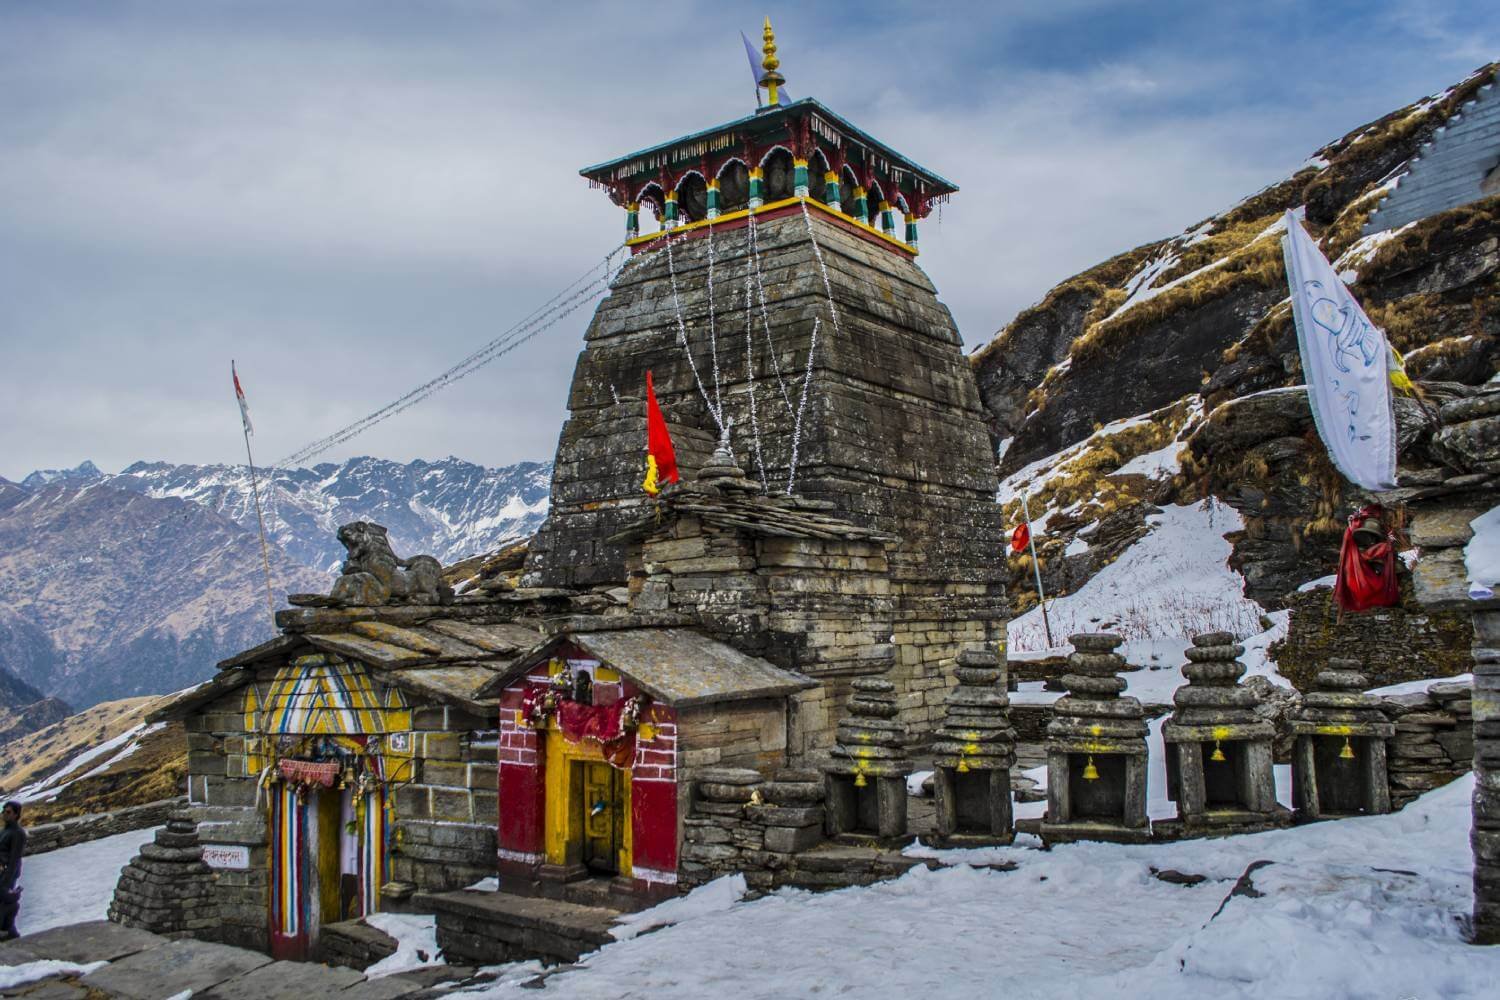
[1272,583,1474,692]
[526,211,1008,738]
[23,797,185,856]
[1379,682,1475,810]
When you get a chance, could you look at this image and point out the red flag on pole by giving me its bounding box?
[1010,522,1030,553]
[643,371,679,496]
[232,361,254,436]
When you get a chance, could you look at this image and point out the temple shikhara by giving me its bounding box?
[83,25,1499,981]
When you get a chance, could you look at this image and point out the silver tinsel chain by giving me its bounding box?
[786,317,821,496]
[664,230,726,433]
[747,210,796,417]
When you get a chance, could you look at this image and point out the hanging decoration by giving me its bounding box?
[521,673,648,770]
[1333,504,1400,615]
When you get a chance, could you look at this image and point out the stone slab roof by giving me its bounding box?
[152,610,543,722]
[480,627,815,708]
[609,485,896,545]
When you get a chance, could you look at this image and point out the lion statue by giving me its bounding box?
[329,521,452,606]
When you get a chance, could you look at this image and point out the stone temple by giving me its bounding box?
[523,32,1007,739]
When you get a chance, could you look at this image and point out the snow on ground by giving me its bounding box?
[1009,500,1266,654]
[610,874,747,941]
[363,912,444,977]
[13,827,158,935]
[455,778,1493,1000]
[1465,503,1500,599]
[1370,673,1474,697]
[0,961,107,991]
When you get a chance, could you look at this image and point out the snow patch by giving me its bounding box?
[14,827,160,934]
[1465,503,1500,600]
[609,874,747,941]
[363,912,444,977]
[0,961,108,990]
[1297,574,1337,592]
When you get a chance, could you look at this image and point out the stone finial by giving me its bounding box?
[1047,632,1147,743]
[328,521,452,607]
[830,676,910,780]
[1167,631,1271,737]
[932,646,1015,772]
[695,421,755,490]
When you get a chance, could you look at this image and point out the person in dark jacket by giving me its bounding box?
[0,800,24,940]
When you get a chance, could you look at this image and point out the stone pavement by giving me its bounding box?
[0,921,469,999]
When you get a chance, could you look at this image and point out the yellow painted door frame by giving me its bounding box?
[543,725,632,877]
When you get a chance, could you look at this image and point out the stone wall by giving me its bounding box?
[23,797,185,856]
[1272,583,1474,692]
[526,211,1009,738]
[679,767,826,891]
[1379,682,1475,810]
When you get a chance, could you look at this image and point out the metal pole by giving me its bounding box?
[1020,491,1054,648]
[236,368,277,626]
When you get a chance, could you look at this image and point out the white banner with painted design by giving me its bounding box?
[1282,210,1397,490]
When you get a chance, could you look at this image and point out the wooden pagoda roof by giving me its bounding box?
[580,97,958,202]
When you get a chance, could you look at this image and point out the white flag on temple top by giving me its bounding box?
[232,361,254,436]
[1281,210,1396,490]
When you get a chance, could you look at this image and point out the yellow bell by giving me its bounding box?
[1210,741,1226,763]
[1082,756,1100,781]
[1339,737,1356,760]
[854,771,868,788]
[956,757,970,774]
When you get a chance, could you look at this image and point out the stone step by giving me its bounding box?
[316,918,399,971]
[417,888,621,967]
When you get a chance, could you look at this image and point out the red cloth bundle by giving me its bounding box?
[1333,506,1400,613]
[556,698,637,768]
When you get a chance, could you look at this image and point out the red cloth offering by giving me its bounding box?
[1333,506,1400,613]
[1010,523,1030,553]
[556,698,637,768]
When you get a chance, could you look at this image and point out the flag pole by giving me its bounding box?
[234,361,277,625]
[1020,491,1054,648]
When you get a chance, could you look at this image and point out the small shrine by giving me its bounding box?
[824,676,912,841]
[929,643,1016,846]
[1040,633,1150,845]
[481,628,813,904]
[1161,632,1289,836]
[129,524,533,958]
[1290,660,1396,820]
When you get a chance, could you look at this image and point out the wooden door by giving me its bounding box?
[577,761,622,875]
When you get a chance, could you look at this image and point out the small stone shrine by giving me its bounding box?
[1290,660,1396,820]
[825,677,912,841]
[1161,632,1289,836]
[1040,633,1149,845]
[108,811,219,939]
[929,644,1015,846]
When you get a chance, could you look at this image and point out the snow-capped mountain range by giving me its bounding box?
[20,456,553,574]
[1,456,551,708]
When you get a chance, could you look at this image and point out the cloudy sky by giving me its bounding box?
[1,1,1493,480]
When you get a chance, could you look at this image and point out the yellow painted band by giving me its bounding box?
[707,179,719,190]
[624,196,918,255]
[824,172,839,183]
[793,158,808,168]
[853,186,866,197]
[749,168,763,179]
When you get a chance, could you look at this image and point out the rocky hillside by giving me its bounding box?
[974,64,1498,681]
[0,694,185,825]
[0,665,71,743]
[0,481,330,707]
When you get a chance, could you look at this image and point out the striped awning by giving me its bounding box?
[245,655,410,735]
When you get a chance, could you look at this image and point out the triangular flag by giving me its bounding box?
[232,361,254,436]
[1010,523,1030,553]
[1281,211,1397,490]
[644,371,679,496]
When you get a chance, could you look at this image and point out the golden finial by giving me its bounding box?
[761,16,785,106]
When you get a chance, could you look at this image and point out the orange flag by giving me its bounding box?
[643,371,679,496]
